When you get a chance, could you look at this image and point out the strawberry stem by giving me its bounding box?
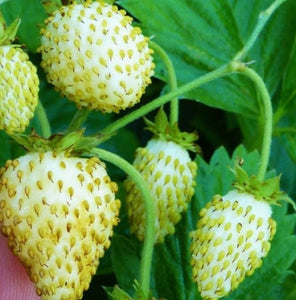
[233,0,288,61]
[35,101,51,138]
[149,41,179,126]
[100,63,234,135]
[87,148,156,300]
[233,62,273,181]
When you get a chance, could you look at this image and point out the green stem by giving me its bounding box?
[66,108,90,133]
[233,0,288,61]
[35,101,51,138]
[100,63,234,135]
[87,148,155,300]
[235,63,273,181]
[149,41,178,125]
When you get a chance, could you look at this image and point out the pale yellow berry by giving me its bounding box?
[39,0,154,113]
[125,139,197,243]
[0,46,39,133]
[190,190,275,299]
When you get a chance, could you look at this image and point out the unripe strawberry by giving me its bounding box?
[0,151,121,299]
[39,0,154,113]
[190,190,276,299]
[0,45,39,134]
[125,138,197,243]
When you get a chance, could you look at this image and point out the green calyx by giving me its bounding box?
[232,163,296,210]
[0,10,20,46]
[10,130,113,156]
[105,281,157,300]
[41,0,91,15]
[144,108,200,153]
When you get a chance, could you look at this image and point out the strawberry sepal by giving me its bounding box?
[10,130,114,155]
[144,108,200,153]
[232,163,295,209]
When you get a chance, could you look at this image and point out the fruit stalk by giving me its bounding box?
[236,65,273,181]
[88,148,155,300]
[149,41,179,125]
[100,63,234,135]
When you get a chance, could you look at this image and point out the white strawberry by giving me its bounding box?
[39,0,154,113]
[0,151,121,299]
[189,165,283,300]
[125,138,197,243]
[125,109,199,243]
[0,18,39,134]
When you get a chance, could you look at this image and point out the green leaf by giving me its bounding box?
[119,0,296,117]
[111,234,142,296]
[0,131,11,165]
[147,145,296,299]
[1,0,46,52]
[269,137,296,197]
[279,38,296,112]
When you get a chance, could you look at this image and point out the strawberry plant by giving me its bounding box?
[0,0,296,300]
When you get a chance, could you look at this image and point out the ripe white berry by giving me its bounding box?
[39,0,154,113]
[0,151,120,299]
[190,190,276,299]
[0,46,39,133]
[125,139,197,243]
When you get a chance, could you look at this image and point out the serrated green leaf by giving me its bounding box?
[119,0,296,118]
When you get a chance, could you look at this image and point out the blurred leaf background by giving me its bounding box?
[1,0,296,299]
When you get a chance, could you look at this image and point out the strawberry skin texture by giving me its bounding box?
[125,139,197,243]
[0,46,39,133]
[190,190,276,299]
[0,151,121,299]
[39,0,154,113]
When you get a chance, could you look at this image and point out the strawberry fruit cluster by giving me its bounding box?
[0,0,290,300]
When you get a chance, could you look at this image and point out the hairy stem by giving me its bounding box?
[100,63,234,135]
[233,0,288,61]
[87,148,155,300]
[149,41,179,125]
[35,101,51,138]
[234,63,273,181]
